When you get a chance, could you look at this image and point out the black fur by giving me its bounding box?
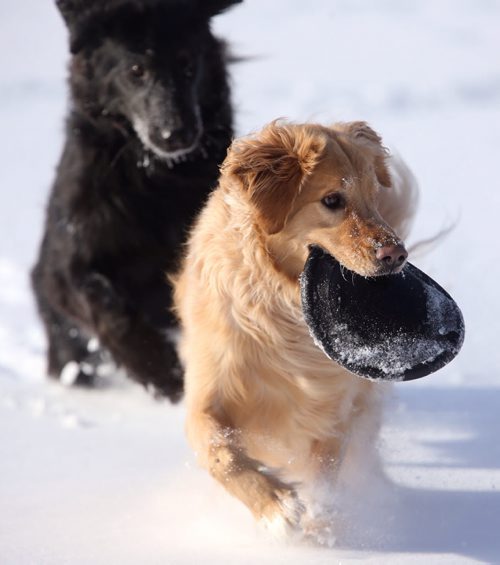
[32,0,241,401]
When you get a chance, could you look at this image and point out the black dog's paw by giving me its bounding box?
[60,359,97,387]
[59,346,114,388]
[144,359,184,402]
[149,377,184,403]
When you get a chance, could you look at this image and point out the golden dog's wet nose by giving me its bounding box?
[376,244,408,272]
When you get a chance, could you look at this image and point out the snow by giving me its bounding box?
[1,0,500,563]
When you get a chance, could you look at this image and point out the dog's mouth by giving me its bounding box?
[132,110,203,168]
[306,243,408,279]
[146,134,202,166]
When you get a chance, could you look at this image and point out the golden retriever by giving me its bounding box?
[173,120,417,541]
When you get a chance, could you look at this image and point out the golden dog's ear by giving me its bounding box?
[334,121,392,188]
[222,121,326,234]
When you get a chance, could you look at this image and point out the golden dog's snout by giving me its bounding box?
[375,243,408,273]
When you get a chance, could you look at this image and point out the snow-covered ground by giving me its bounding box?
[1,1,500,563]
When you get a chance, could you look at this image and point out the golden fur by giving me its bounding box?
[173,120,417,539]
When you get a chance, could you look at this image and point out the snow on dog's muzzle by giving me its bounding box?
[300,245,465,381]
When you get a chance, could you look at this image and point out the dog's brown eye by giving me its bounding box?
[321,193,345,211]
[130,64,146,80]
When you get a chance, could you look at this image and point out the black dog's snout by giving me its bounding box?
[376,244,408,272]
[151,124,199,152]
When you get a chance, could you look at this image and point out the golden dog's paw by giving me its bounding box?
[259,487,305,540]
[302,515,337,548]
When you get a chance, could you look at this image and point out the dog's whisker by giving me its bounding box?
[339,264,348,282]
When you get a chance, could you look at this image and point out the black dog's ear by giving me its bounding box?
[55,0,80,23]
[55,0,106,53]
[56,0,243,52]
[199,0,243,18]
[55,0,81,50]
[55,0,152,53]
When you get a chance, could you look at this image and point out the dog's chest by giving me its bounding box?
[231,351,366,452]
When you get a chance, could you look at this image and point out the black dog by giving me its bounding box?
[32,0,241,401]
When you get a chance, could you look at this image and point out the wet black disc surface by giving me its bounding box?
[300,246,465,381]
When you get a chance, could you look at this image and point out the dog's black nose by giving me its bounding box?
[151,125,199,153]
[376,244,408,273]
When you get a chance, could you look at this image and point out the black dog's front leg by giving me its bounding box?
[80,272,183,402]
[31,260,109,386]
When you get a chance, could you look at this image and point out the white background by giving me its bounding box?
[1,0,499,563]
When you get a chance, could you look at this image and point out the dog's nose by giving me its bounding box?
[152,125,199,153]
[376,244,408,273]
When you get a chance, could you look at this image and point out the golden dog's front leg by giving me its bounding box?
[210,443,304,534]
[188,409,305,537]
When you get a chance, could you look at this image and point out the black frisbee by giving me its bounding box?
[300,246,465,381]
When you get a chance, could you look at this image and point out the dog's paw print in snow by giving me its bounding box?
[46,396,97,430]
[58,410,95,430]
[0,385,97,431]
[23,392,95,429]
